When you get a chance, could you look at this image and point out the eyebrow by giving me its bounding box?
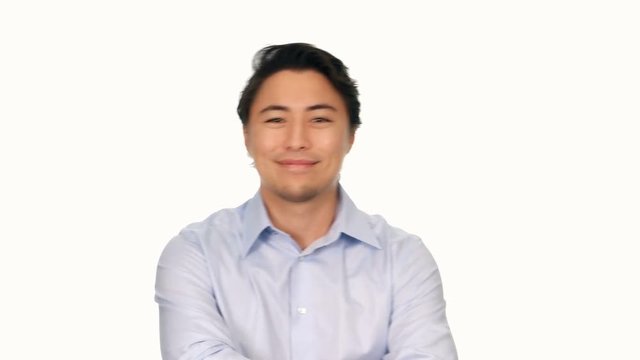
[258,103,338,114]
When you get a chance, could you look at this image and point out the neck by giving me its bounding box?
[260,185,339,250]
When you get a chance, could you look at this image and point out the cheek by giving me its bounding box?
[246,134,280,158]
[326,135,352,157]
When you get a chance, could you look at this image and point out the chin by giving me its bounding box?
[274,186,321,203]
[265,180,338,203]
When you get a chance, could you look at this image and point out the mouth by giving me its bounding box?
[276,159,319,171]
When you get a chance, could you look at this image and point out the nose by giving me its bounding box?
[285,120,310,151]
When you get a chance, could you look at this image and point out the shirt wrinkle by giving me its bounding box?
[155,185,457,360]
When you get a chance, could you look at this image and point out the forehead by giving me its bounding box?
[251,70,346,111]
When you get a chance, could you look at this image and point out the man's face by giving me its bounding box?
[244,69,354,203]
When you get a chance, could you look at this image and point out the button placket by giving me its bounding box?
[289,255,314,358]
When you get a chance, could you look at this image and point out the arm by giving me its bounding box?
[155,233,249,360]
[384,236,458,360]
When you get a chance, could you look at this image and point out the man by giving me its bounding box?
[155,43,458,360]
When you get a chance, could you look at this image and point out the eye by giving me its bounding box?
[265,117,284,124]
[311,117,331,123]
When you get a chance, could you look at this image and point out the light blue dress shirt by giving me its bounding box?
[155,187,457,360]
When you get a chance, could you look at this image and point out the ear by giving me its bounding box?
[346,129,356,153]
[243,126,252,156]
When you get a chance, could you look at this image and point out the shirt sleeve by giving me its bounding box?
[384,236,458,360]
[155,233,250,360]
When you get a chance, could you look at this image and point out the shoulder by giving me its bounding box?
[179,207,241,243]
[363,212,437,269]
[159,204,245,264]
[366,213,427,250]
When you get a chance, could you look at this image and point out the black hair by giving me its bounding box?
[237,43,361,130]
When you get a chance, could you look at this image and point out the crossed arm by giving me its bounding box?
[155,234,457,360]
[155,235,249,359]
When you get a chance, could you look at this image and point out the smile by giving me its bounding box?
[276,159,319,171]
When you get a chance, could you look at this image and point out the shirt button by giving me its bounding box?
[297,307,307,315]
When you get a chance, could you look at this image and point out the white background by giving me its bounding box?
[1,1,638,359]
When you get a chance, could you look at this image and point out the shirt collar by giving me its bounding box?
[240,191,272,257]
[240,185,381,257]
[332,186,381,249]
